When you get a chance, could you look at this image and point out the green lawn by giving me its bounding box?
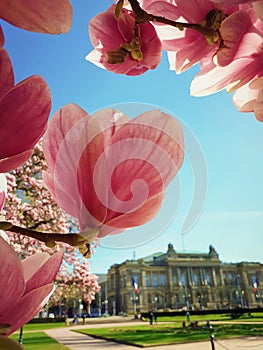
[155,312,263,323]
[14,322,66,332]
[10,332,69,350]
[75,323,263,347]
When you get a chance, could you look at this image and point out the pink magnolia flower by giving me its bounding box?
[233,77,263,121]
[144,0,254,72]
[0,27,52,173]
[42,104,184,240]
[86,5,162,76]
[0,237,63,335]
[0,0,72,34]
[191,30,263,96]
[0,174,7,212]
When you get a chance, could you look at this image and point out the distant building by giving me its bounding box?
[98,243,263,315]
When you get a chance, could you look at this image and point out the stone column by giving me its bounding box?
[141,270,146,287]
[212,268,217,286]
[177,267,181,286]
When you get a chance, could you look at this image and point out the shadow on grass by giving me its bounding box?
[75,324,263,347]
[10,332,68,350]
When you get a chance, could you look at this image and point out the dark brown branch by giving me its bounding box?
[128,0,213,36]
[0,221,86,246]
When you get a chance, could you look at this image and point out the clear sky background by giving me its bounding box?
[2,0,263,274]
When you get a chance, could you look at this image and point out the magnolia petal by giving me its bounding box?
[85,50,106,70]
[101,110,184,226]
[174,0,213,22]
[190,57,254,96]
[77,119,114,228]
[43,103,88,175]
[253,1,263,22]
[211,0,261,4]
[23,250,63,294]
[0,75,51,159]
[77,109,130,229]
[0,26,4,49]
[0,150,32,173]
[99,225,125,238]
[21,253,53,283]
[116,110,184,187]
[144,2,181,20]
[218,11,253,66]
[117,11,135,43]
[43,104,93,227]
[2,283,54,335]
[0,49,14,100]
[252,78,263,120]
[254,96,263,121]
[0,237,25,317]
[176,34,217,73]
[0,0,72,34]
[232,82,258,112]
[137,23,162,70]
[43,171,81,220]
[89,5,125,51]
[0,336,24,350]
[0,230,9,243]
[0,174,7,212]
[0,192,4,211]
[101,193,164,235]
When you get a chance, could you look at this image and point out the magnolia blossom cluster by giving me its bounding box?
[87,0,263,121]
[53,255,100,306]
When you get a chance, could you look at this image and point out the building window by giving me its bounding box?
[172,268,178,285]
[215,269,221,285]
[145,274,150,287]
[228,272,233,283]
[152,273,158,287]
[192,269,200,286]
[160,273,166,286]
[204,269,213,286]
[180,272,187,287]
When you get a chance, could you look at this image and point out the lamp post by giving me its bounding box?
[98,291,102,317]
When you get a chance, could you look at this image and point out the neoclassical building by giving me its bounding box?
[102,243,263,315]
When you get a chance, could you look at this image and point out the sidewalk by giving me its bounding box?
[45,319,263,350]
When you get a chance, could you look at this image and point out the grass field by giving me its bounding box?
[75,323,263,347]
[10,332,69,350]
[16,322,66,332]
[154,312,263,323]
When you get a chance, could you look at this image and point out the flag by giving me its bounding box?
[253,278,259,292]
[132,277,139,294]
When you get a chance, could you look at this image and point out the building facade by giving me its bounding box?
[103,244,263,315]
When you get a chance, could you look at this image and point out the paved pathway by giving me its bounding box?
[45,318,263,350]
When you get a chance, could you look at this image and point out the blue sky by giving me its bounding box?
[2,0,263,273]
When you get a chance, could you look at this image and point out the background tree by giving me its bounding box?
[4,141,100,315]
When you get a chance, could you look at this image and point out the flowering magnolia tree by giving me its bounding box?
[4,142,100,311]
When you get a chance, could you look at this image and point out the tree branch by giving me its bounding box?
[0,221,91,258]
